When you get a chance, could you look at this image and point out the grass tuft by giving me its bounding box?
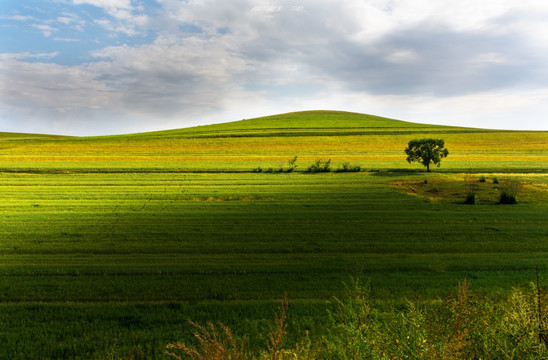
[166,320,250,360]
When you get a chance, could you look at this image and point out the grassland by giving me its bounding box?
[0,111,547,359]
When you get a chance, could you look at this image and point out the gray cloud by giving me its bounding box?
[313,24,541,96]
[232,4,547,97]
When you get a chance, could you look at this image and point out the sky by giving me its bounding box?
[1,0,548,135]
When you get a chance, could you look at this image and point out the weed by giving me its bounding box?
[166,279,547,359]
[323,278,379,359]
[166,296,292,360]
[267,294,289,360]
[165,320,251,360]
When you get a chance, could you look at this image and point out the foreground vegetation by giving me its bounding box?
[0,111,546,358]
[168,279,547,360]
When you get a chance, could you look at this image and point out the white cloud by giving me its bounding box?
[251,5,283,13]
[56,12,86,31]
[53,37,80,42]
[72,0,133,11]
[0,52,59,61]
[32,24,57,37]
[6,15,35,21]
[72,0,148,34]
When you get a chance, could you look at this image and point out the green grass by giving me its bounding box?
[0,111,546,358]
[1,111,546,172]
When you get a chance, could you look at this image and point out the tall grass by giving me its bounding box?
[167,279,547,359]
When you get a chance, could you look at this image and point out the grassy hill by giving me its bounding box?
[0,110,547,358]
[125,110,446,137]
[1,110,546,172]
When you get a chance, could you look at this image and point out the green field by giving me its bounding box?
[0,111,547,358]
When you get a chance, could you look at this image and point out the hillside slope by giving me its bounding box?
[0,110,546,172]
[112,110,465,140]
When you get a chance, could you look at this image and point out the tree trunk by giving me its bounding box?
[426,163,430,172]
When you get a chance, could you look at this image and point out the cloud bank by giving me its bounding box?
[1,0,548,135]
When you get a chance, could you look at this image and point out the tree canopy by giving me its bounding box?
[405,138,449,172]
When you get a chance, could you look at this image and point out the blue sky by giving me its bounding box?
[1,0,548,135]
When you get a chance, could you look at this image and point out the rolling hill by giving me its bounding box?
[1,110,546,172]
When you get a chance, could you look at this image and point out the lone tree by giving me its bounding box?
[405,138,449,172]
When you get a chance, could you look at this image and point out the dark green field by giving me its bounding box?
[0,111,547,359]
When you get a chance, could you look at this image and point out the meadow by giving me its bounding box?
[0,111,546,358]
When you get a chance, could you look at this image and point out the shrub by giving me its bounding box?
[465,193,478,204]
[492,177,499,184]
[256,157,298,174]
[285,156,298,173]
[479,176,486,183]
[499,191,518,204]
[307,159,331,173]
[335,162,361,173]
[499,179,522,204]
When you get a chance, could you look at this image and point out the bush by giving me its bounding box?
[335,162,361,173]
[307,159,331,173]
[465,193,478,204]
[254,157,298,174]
[479,176,486,183]
[285,156,298,173]
[499,191,518,204]
[492,177,499,184]
[499,179,522,204]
